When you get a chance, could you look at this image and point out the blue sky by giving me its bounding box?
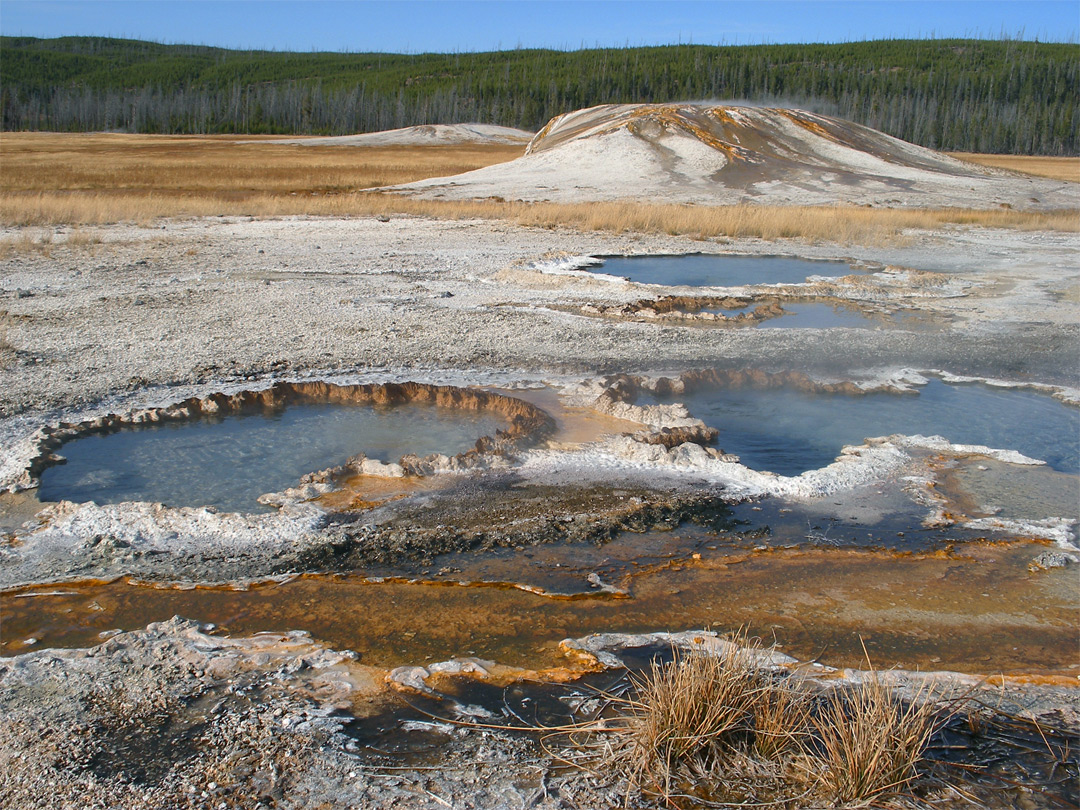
[1,1,1075,52]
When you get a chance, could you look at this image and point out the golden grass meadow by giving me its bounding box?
[949,151,1080,182]
[2,133,1077,243]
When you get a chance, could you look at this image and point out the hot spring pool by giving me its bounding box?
[38,403,507,512]
[655,378,1079,477]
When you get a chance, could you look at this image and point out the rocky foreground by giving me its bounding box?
[1,211,1078,807]
[2,618,1077,810]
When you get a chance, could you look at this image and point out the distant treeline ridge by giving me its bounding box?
[2,36,1077,154]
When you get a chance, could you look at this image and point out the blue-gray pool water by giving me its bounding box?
[38,404,507,512]
[757,302,888,330]
[700,307,751,318]
[593,254,855,287]
[656,379,1080,476]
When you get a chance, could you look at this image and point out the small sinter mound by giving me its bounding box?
[391,103,1079,209]
[258,123,535,147]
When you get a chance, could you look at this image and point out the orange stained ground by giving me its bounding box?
[3,542,1076,677]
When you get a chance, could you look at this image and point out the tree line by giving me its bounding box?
[2,36,1077,154]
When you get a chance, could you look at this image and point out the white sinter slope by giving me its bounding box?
[387,103,1080,210]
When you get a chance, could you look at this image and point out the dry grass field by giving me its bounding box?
[1,133,1077,242]
[0,132,524,194]
[949,152,1080,182]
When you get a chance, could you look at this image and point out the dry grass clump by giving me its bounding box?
[0,227,104,257]
[811,676,938,806]
[0,311,14,357]
[606,641,768,801]
[0,230,52,258]
[0,310,21,370]
[584,637,941,809]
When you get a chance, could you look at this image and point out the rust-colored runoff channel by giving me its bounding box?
[3,541,1076,677]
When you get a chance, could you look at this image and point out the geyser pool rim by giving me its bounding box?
[570,368,1079,546]
[20,380,556,514]
[580,292,951,330]
[614,367,1080,473]
[551,253,962,330]
[5,367,1077,578]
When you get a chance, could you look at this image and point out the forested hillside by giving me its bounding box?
[2,36,1077,154]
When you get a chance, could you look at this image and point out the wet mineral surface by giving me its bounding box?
[1,216,1078,808]
[4,540,1077,674]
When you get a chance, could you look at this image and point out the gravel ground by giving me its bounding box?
[2,619,1075,810]
[0,617,625,810]
[1,216,1077,419]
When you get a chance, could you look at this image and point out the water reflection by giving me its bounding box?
[38,403,506,512]
[653,379,1080,476]
[591,254,856,287]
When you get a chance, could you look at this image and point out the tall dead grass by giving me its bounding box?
[2,191,1076,243]
[583,636,943,809]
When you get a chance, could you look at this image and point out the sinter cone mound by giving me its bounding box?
[391,103,1079,209]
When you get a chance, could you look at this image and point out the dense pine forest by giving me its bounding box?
[2,36,1077,154]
